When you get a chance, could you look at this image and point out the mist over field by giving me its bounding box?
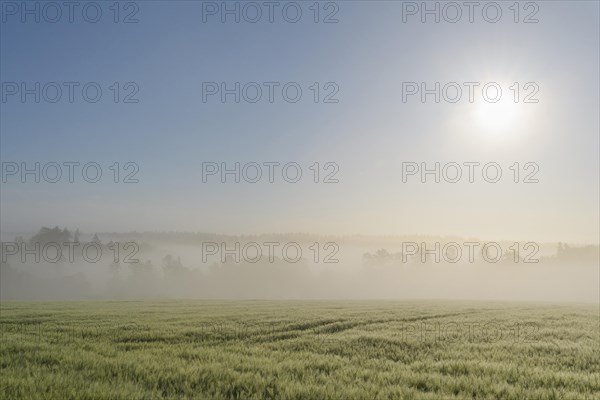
[1,228,597,302]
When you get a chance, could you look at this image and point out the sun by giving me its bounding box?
[476,98,521,135]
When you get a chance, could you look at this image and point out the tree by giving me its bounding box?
[30,226,71,245]
[91,234,102,245]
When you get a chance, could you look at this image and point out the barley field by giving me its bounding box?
[0,301,598,400]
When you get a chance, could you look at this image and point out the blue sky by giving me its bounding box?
[1,1,599,243]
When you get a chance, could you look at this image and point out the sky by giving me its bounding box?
[1,0,599,243]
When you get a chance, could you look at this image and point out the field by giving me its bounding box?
[0,301,598,399]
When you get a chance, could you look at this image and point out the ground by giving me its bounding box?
[1,300,598,399]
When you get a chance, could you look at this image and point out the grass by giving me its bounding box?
[0,301,598,399]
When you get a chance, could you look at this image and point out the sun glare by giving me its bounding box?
[476,98,521,135]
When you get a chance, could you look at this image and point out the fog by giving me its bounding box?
[1,228,597,303]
